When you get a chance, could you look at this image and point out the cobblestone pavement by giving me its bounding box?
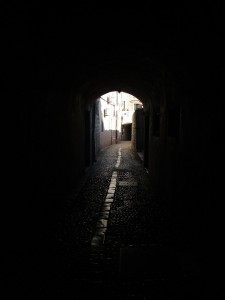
[35,141,205,299]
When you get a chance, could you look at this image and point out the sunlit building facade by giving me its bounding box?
[95,92,143,153]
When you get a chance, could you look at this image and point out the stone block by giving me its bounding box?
[105,199,113,203]
[99,211,110,219]
[102,203,111,211]
[96,218,108,228]
[91,235,105,246]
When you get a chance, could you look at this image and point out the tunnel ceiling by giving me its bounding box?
[6,2,222,105]
[75,47,164,105]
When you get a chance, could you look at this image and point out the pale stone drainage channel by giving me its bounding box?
[91,148,121,249]
[89,148,122,287]
[90,170,117,247]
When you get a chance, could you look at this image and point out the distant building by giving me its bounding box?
[94,91,143,153]
[119,92,143,141]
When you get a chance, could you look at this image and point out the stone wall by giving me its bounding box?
[132,108,144,152]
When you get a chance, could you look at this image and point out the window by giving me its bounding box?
[123,100,125,111]
[104,108,110,117]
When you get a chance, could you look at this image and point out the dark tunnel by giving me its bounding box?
[4,2,224,299]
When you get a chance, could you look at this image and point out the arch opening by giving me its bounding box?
[84,90,144,166]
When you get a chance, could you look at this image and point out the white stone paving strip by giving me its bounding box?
[115,147,122,168]
[91,149,121,247]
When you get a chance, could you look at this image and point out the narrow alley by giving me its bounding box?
[35,141,205,299]
[4,3,223,300]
